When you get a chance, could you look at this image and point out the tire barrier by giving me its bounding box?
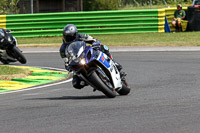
[0,9,166,37]
[0,7,188,37]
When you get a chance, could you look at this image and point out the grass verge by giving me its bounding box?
[0,66,31,80]
[17,32,200,47]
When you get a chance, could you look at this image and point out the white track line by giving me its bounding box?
[36,66,68,71]
[0,78,72,95]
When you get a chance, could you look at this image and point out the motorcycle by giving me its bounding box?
[0,29,26,64]
[66,41,131,98]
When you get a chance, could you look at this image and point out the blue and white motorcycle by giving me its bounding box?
[66,41,130,98]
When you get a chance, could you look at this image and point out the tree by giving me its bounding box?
[120,0,191,6]
[0,0,20,14]
[83,0,119,11]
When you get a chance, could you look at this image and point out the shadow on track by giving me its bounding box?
[26,95,109,101]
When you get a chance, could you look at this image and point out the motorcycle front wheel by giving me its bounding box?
[11,46,27,64]
[89,71,116,98]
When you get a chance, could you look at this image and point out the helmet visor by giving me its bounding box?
[64,34,76,43]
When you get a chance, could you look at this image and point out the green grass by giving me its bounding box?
[18,36,62,44]
[0,66,25,75]
[16,32,200,47]
[0,65,30,80]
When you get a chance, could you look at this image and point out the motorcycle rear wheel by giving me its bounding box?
[117,80,131,95]
[89,71,116,98]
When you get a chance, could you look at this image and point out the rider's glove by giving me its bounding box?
[92,41,101,50]
[64,58,72,72]
[65,65,72,72]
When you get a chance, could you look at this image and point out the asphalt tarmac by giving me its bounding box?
[1,48,200,133]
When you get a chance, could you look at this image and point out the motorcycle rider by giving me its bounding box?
[59,24,125,89]
[0,29,17,46]
[0,29,18,63]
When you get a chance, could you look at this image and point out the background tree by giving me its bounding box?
[120,0,191,7]
[0,0,20,14]
[83,0,119,11]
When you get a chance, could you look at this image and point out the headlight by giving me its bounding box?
[80,58,86,65]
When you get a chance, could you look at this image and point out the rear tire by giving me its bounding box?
[89,71,116,98]
[117,80,131,95]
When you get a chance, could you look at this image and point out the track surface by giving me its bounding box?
[1,51,200,133]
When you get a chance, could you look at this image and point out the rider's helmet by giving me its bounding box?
[63,24,78,43]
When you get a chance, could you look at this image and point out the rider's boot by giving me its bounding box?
[113,60,127,79]
[107,52,126,78]
[72,74,87,89]
[179,27,182,32]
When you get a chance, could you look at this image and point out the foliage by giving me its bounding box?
[83,0,192,11]
[0,0,20,14]
[120,0,192,7]
[0,0,193,13]
[83,0,119,11]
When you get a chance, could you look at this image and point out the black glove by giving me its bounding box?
[65,65,72,72]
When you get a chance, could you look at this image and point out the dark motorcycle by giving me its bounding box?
[0,29,26,64]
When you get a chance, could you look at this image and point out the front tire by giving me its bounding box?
[89,71,116,98]
[11,47,27,64]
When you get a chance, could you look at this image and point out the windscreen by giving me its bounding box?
[67,41,86,60]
